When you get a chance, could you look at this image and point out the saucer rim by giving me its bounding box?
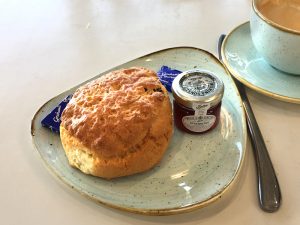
[221,21,300,105]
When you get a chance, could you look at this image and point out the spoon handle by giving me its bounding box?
[218,34,281,212]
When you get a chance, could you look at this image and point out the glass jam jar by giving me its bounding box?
[171,69,224,134]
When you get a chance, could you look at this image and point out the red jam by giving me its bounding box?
[173,100,222,134]
[171,69,224,134]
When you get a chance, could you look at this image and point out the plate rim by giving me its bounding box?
[31,46,247,215]
[221,21,300,105]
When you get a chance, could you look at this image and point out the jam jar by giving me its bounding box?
[171,69,224,134]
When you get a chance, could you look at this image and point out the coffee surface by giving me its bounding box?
[257,0,300,32]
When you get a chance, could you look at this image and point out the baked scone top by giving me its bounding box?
[60,67,172,159]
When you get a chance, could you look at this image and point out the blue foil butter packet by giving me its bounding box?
[41,66,181,133]
[41,95,72,133]
[157,66,182,92]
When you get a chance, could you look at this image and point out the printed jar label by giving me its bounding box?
[182,115,216,132]
[182,102,216,132]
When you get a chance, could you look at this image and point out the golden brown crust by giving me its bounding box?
[60,67,173,178]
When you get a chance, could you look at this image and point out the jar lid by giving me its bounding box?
[171,69,224,108]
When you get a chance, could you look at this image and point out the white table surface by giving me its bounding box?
[1,0,300,224]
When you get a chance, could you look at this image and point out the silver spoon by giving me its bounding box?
[218,34,281,212]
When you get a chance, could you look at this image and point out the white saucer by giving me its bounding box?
[222,22,300,104]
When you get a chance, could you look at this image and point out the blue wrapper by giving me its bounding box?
[157,66,182,92]
[41,95,72,133]
[41,66,181,133]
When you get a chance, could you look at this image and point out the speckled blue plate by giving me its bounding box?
[31,47,246,215]
[222,22,300,104]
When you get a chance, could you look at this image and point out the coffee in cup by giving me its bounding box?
[257,0,300,32]
[250,0,300,75]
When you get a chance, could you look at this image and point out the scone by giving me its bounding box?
[60,67,173,179]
